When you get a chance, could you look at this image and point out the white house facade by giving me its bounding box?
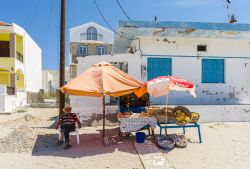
[112,21,250,105]
[69,22,114,79]
[42,67,70,94]
[0,21,42,112]
[69,21,250,125]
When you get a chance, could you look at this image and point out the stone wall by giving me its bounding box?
[27,89,44,103]
[70,42,112,64]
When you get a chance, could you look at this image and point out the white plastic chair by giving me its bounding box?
[58,126,80,145]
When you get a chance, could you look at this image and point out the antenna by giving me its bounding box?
[226,0,237,23]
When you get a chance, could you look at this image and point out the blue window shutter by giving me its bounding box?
[202,59,224,83]
[147,58,172,80]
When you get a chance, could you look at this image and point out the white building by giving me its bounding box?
[69,22,114,78]
[75,21,250,105]
[0,21,42,112]
[42,67,70,94]
[69,21,250,125]
[112,21,250,105]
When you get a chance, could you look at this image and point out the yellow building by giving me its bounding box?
[0,21,24,94]
[0,21,42,112]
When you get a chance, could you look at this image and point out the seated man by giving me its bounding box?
[55,105,81,150]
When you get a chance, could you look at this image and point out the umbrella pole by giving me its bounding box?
[166,94,169,106]
[102,96,105,137]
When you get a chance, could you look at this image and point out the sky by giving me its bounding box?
[1,0,250,70]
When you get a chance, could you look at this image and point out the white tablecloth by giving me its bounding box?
[118,117,157,133]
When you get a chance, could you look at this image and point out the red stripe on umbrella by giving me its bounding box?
[145,76,196,97]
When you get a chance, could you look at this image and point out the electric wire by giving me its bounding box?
[115,0,134,23]
[93,0,142,54]
[26,0,41,31]
[92,0,134,41]
[44,0,54,48]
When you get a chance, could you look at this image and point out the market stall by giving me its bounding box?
[117,112,157,134]
[117,94,156,139]
[60,61,147,139]
[144,76,202,147]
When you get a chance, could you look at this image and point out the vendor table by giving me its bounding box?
[118,117,157,136]
[157,122,202,143]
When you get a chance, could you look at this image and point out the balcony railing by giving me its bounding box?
[80,33,103,41]
[16,51,23,63]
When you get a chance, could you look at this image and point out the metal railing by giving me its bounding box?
[80,33,103,41]
[16,51,23,62]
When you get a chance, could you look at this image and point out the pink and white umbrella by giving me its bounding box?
[144,77,171,97]
[145,76,196,98]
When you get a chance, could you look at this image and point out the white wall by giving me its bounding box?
[70,22,114,44]
[42,70,58,93]
[72,48,250,105]
[136,36,250,104]
[0,95,16,112]
[13,23,42,93]
[42,67,70,92]
[16,90,26,106]
[0,85,7,95]
[132,36,250,57]
[23,33,42,92]
[76,53,141,80]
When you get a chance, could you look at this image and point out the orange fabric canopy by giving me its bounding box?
[60,62,147,97]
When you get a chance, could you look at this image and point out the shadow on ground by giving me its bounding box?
[31,128,146,158]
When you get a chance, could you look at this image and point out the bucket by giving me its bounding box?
[136,132,145,143]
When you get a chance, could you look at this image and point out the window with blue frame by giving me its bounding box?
[78,45,88,56]
[147,58,172,80]
[202,59,225,83]
[87,27,97,40]
[96,46,106,55]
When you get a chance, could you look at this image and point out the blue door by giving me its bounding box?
[147,58,172,80]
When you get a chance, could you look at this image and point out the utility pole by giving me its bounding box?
[59,0,66,117]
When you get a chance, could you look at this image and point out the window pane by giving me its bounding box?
[87,27,97,40]
[97,46,106,55]
[78,46,87,56]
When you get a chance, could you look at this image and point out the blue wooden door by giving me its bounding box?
[147,58,172,80]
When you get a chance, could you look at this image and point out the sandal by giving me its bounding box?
[56,141,63,146]
[64,144,72,150]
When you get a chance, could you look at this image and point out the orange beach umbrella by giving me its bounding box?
[60,62,147,137]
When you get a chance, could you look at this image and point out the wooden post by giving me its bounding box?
[59,0,66,117]
[102,95,105,137]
